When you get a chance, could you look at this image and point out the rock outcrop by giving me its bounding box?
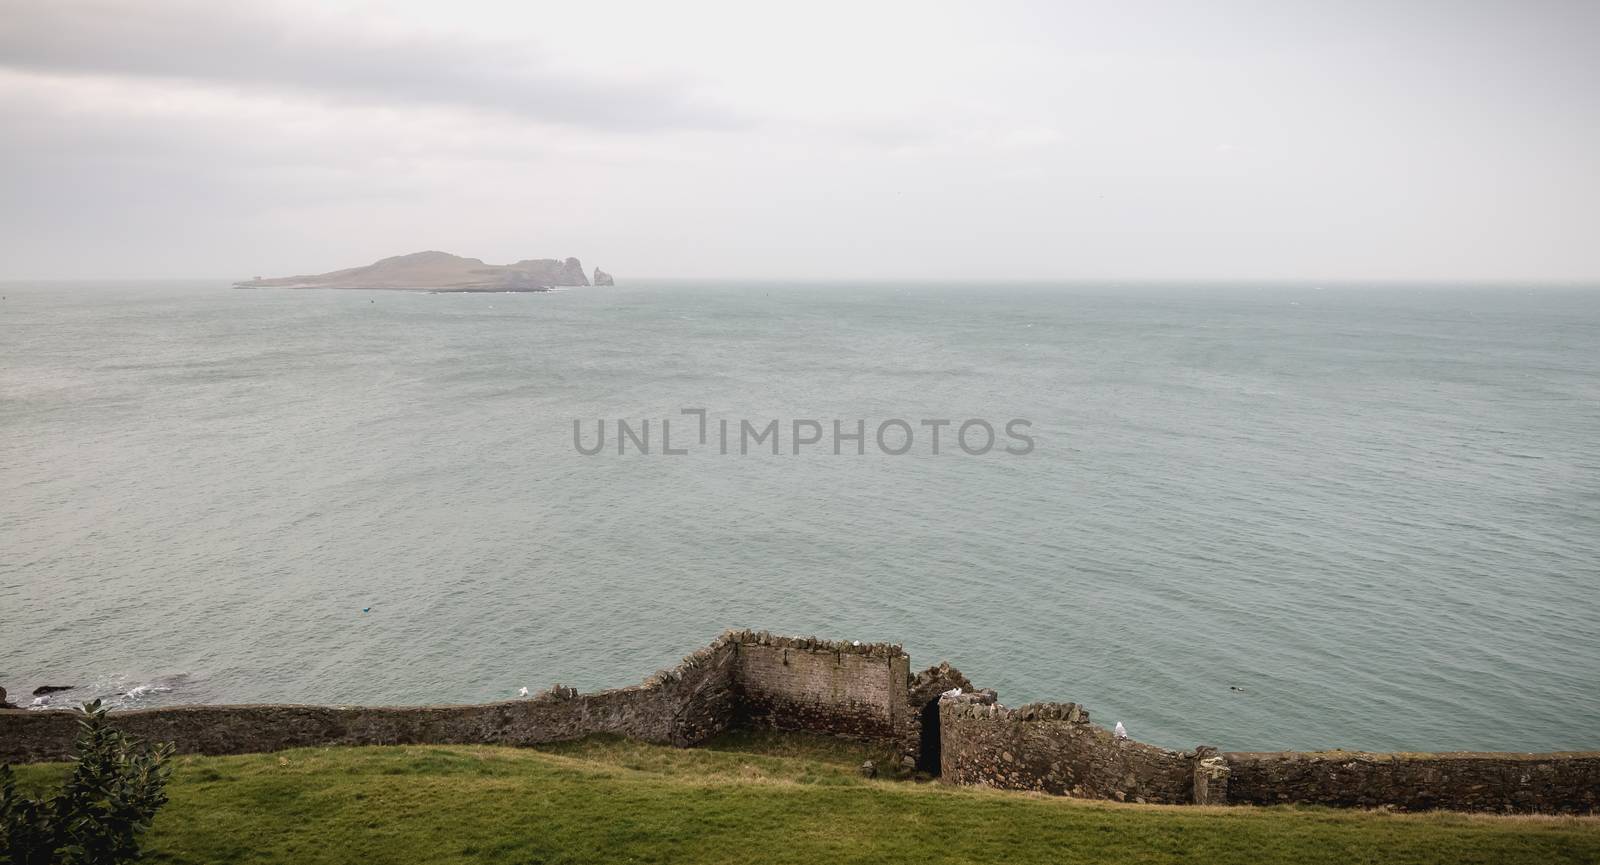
[512,256,589,288]
[234,251,594,292]
[593,267,615,286]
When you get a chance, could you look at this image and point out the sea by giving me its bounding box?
[2,279,1597,753]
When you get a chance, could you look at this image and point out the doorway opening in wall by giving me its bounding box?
[917,699,941,776]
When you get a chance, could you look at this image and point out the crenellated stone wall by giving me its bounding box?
[4,630,1597,813]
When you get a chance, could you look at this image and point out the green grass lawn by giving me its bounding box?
[10,731,1598,864]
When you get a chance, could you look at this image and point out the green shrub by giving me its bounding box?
[1,701,174,865]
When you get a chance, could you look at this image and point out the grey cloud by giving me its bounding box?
[0,0,744,132]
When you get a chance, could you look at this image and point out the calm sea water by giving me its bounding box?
[2,280,1597,753]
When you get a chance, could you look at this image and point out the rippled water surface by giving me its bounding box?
[3,280,1597,752]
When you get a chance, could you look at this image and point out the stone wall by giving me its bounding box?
[1223,750,1600,814]
[730,631,910,741]
[1,629,932,767]
[5,630,1598,814]
[904,662,976,772]
[940,698,1195,804]
[937,691,1600,813]
[0,635,739,764]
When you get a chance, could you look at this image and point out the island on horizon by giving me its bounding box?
[234,250,614,292]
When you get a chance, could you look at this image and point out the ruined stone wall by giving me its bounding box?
[0,630,916,764]
[6,630,1599,814]
[0,635,739,764]
[939,693,1600,813]
[1223,750,1600,814]
[903,662,977,770]
[729,631,910,740]
[940,699,1195,804]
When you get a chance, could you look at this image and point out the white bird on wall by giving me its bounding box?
[1114,721,1128,740]
[518,687,529,698]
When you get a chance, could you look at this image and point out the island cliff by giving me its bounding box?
[593,267,615,286]
[234,251,604,292]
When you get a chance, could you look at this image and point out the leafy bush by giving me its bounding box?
[1,700,174,865]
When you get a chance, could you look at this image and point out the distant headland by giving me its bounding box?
[233,250,614,292]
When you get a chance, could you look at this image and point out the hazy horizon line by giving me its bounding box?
[4,275,1599,288]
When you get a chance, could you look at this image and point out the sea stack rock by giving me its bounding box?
[559,257,588,285]
[593,267,615,286]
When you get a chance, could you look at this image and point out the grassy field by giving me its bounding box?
[10,731,1599,864]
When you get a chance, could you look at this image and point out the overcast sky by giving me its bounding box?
[1,0,1596,281]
